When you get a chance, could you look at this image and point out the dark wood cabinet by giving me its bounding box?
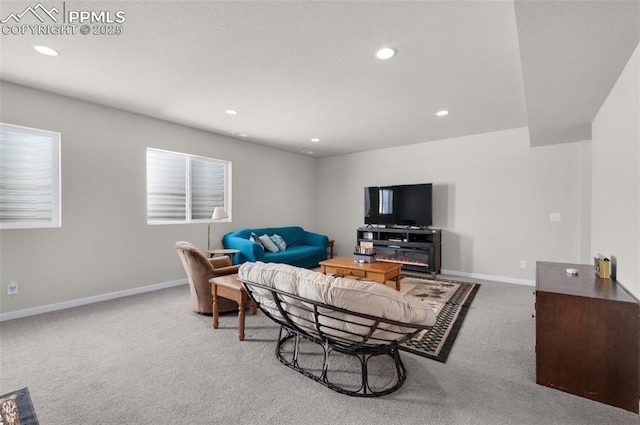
[535,261,639,413]
[356,227,441,277]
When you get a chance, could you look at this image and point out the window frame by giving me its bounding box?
[146,148,231,225]
[0,123,61,230]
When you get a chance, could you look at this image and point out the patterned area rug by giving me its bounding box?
[399,276,480,363]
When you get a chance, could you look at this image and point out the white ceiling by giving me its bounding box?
[0,0,638,157]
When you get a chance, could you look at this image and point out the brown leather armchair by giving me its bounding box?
[175,241,240,314]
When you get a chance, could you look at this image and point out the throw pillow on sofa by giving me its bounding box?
[269,234,287,251]
[259,234,279,253]
[250,232,264,247]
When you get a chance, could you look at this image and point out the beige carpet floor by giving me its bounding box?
[1,275,638,424]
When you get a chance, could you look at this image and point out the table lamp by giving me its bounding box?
[208,207,228,251]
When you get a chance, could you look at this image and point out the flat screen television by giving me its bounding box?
[364,183,433,227]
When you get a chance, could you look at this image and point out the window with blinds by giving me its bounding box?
[0,123,61,229]
[146,148,230,224]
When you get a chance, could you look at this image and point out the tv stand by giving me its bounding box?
[357,227,441,277]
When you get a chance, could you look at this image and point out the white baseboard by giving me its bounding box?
[0,278,188,322]
[441,269,535,287]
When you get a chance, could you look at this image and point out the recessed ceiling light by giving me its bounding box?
[232,131,248,137]
[311,138,320,143]
[33,45,59,56]
[436,110,449,117]
[225,110,238,115]
[301,150,314,155]
[376,47,396,60]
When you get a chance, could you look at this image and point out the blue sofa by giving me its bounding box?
[222,226,328,268]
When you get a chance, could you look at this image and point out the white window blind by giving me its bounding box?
[146,148,230,224]
[0,123,61,229]
[191,157,226,220]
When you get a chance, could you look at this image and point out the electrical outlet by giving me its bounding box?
[520,260,527,269]
[7,280,18,295]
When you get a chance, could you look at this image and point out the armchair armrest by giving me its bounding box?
[211,264,240,277]
[209,256,232,268]
[303,231,329,248]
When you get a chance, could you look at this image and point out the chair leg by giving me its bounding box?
[212,285,219,329]
[238,295,246,341]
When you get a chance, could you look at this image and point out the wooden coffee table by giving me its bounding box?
[319,257,402,291]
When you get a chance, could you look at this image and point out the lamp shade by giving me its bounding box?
[211,207,228,221]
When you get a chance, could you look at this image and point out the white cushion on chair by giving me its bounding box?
[238,261,437,343]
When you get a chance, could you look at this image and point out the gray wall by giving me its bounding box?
[316,127,587,284]
[591,42,639,297]
[0,82,318,314]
